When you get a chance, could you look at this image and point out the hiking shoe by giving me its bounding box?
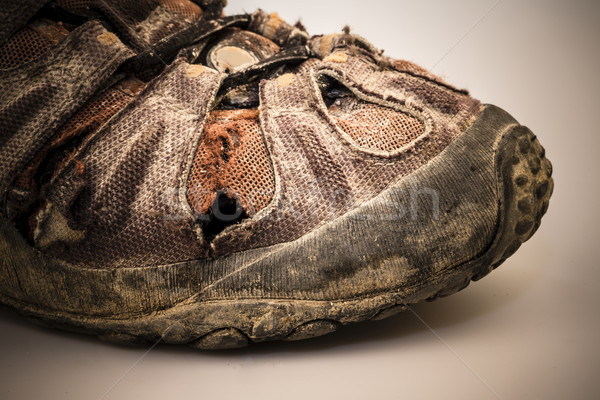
[0,0,553,349]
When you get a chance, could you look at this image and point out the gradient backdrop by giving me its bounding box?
[1,1,598,399]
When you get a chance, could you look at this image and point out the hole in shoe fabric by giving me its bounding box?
[187,109,275,228]
[318,75,425,153]
[215,82,260,110]
[200,190,249,242]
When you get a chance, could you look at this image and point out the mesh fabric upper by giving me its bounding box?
[14,78,144,193]
[328,98,425,153]
[36,61,221,268]
[0,4,483,269]
[0,21,134,214]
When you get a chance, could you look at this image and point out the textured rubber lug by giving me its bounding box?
[470,123,553,281]
[0,105,553,349]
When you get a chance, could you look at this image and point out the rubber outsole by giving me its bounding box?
[0,105,553,349]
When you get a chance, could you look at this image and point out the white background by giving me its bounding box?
[1,1,599,399]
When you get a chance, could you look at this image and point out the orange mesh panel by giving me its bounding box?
[55,80,141,142]
[29,19,71,43]
[158,0,203,20]
[14,78,145,192]
[0,26,52,69]
[329,98,425,152]
[187,109,275,217]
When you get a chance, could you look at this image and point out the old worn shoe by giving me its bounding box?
[0,0,553,349]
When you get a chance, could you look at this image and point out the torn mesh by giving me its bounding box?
[187,109,276,217]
